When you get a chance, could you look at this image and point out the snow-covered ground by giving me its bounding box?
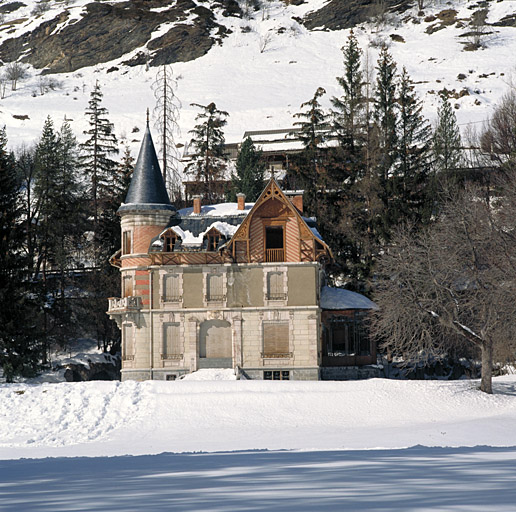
[1,0,516,157]
[1,375,516,510]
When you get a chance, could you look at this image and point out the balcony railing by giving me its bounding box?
[108,296,143,313]
[265,248,285,262]
[266,292,287,301]
[205,294,226,302]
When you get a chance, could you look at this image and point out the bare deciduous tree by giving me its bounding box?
[371,180,516,393]
[5,62,27,91]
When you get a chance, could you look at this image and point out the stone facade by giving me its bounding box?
[107,124,377,381]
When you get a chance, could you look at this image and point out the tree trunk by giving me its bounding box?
[480,340,493,394]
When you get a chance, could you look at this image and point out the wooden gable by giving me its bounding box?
[226,179,332,264]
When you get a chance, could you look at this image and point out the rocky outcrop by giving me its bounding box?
[303,0,411,31]
[0,0,232,74]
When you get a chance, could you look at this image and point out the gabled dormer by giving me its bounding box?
[226,179,332,264]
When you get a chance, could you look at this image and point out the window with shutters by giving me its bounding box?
[123,275,133,297]
[162,323,182,359]
[163,274,181,302]
[206,272,225,302]
[207,233,221,251]
[122,324,134,361]
[262,321,290,358]
[163,234,177,252]
[267,271,286,300]
[122,231,132,255]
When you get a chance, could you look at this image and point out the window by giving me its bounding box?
[207,233,221,251]
[267,271,286,300]
[162,323,182,359]
[122,231,132,255]
[166,374,177,381]
[163,234,177,252]
[122,324,134,361]
[123,275,133,297]
[206,273,224,302]
[163,274,180,302]
[264,370,290,380]
[262,321,290,358]
[328,313,369,356]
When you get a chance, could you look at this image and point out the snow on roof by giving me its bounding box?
[320,286,378,310]
[158,221,240,246]
[178,202,253,217]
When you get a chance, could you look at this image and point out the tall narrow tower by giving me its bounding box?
[109,120,176,381]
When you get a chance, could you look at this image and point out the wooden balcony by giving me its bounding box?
[265,248,284,262]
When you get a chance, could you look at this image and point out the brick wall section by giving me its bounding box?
[133,225,164,254]
[134,270,150,306]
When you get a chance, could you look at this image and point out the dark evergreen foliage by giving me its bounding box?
[186,102,228,203]
[228,136,265,202]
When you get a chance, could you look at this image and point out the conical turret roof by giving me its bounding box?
[118,121,175,213]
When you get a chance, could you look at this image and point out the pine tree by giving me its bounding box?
[373,46,398,188]
[80,81,119,229]
[0,127,43,380]
[433,95,463,179]
[394,67,433,224]
[331,31,367,164]
[186,102,228,203]
[291,87,328,213]
[229,137,265,202]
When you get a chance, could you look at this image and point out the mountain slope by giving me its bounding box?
[0,0,515,157]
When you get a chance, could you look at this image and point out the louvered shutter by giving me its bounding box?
[164,274,180,301]
[208,273,223,300]
[268,272,284,299]
[123,324,134,359]
[164,323,181,356]
[123,275,133,297]
[263,322,289,356]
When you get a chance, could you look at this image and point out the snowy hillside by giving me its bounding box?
[0,0,516,155]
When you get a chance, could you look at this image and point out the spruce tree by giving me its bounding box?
[186,102,228,203]
[229,136,265,202]
[331,32,366,159]
[395,67,433,224]
[0,127,43,380]
[433,95,463,178]
[291,87,328,213]
[80,81,119,229]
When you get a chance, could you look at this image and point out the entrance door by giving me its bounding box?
[199,319,232,368]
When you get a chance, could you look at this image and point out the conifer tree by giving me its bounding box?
[291,87,328,213]
[80,81,119,229]
[228,136,265,202]
[186,102,228,203]
[433,95,463,178]
[373,46,398,188]
[394,67,433,224]
[331,31,366,165]
[0,127,43,380]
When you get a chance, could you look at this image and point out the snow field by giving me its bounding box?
[1,376,516,460]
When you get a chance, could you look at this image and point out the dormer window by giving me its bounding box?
[160,228,180,253]
[208,233,221,251]
[164,234,176,252]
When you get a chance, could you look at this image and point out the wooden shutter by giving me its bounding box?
[164,274,180,301]
[267,272,284,299]
[263,322,289,356]
[208,273,223,300]
[123,275,133,297]
[163,323,181,356]
[123,324,134,359]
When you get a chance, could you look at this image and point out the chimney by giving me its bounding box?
[236,193,246,211]
[291,194,303,214]
[193,195,201,214]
